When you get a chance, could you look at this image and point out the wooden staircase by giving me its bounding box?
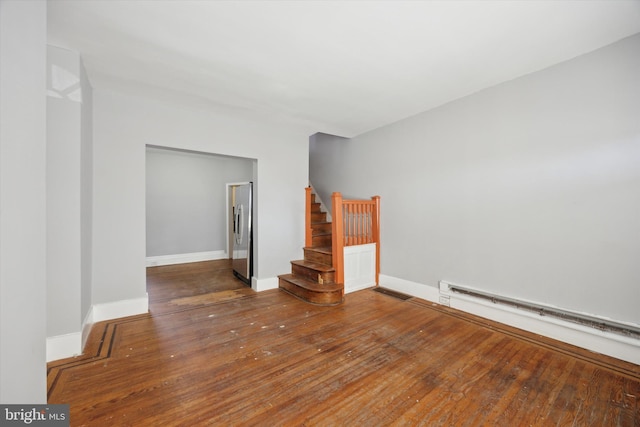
[278,192,344,306]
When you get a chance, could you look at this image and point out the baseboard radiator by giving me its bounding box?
[447,284,640,340]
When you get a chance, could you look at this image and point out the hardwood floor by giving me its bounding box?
[145,259,254,314]
[48,260,640,426]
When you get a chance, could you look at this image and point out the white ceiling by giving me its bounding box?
[48,0,640,137]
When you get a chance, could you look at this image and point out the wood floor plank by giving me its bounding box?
[47,261,640,426]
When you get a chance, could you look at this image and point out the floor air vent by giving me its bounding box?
[372,287,412,300]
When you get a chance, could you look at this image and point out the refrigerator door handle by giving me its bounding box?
[235,205,243,245]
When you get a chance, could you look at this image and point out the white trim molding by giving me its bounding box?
[146,250,227,267]
[252,276,278,292]
[91,294,149,323]
[47,295,149,362]
[46,332,82,362]
[378,275,640,365]
[379,274,440,302]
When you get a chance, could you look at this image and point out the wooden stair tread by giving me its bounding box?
[290,260,335,272]
[311,231,331,237]
[278,274,342,292]
[304,246,332,254]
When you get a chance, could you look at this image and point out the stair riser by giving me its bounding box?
[311,212,326,222]
[312,234,332,247]
[291,264,335,284]
[279,278,343,306]
[311,223,331,233]
[311,202,322,213]
[304,249,332,265]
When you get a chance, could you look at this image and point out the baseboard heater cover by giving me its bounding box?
[444,283,640,340]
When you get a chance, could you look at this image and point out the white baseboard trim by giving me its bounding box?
[46,332,82,362]
[379,274,640,365]
[46,295,149,362]
[252,276,278,292]
[446,290,640,366]
[346,283,375,294]
[146,250,227,267]
[91,294,149,323]
[379,274,440,302]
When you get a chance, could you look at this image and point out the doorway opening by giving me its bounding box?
[144,145,256,311]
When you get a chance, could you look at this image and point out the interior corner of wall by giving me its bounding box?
[81,306,95,351]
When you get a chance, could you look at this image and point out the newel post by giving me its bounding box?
[331,192,345,285]
[372,195,381,286]
[305,187,312,248]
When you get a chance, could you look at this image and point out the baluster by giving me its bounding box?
[367,204,371,243]
[355,203,359,245]
[345,204,350,246]
[350,205,354,245]
[361,204,364,244]
[366,204,371,243]
[348,204,352,245]
[363,203,367,244]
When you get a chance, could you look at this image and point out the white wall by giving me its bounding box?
[46,45,93,360]
[309,132,350,211]
[145,147,253,257]
[80,52,93,325]
[0,0,47,403]
[46,46,80,339]
[92,92,147,305]
[93,88,308,302]
[310,34,640,326]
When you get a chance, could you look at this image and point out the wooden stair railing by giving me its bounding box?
[279,187,380,306]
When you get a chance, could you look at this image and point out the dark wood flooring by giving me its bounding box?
[47,260,640,426]
[145,259,254,314]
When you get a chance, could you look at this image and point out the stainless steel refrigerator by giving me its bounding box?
[232,182,252,284]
